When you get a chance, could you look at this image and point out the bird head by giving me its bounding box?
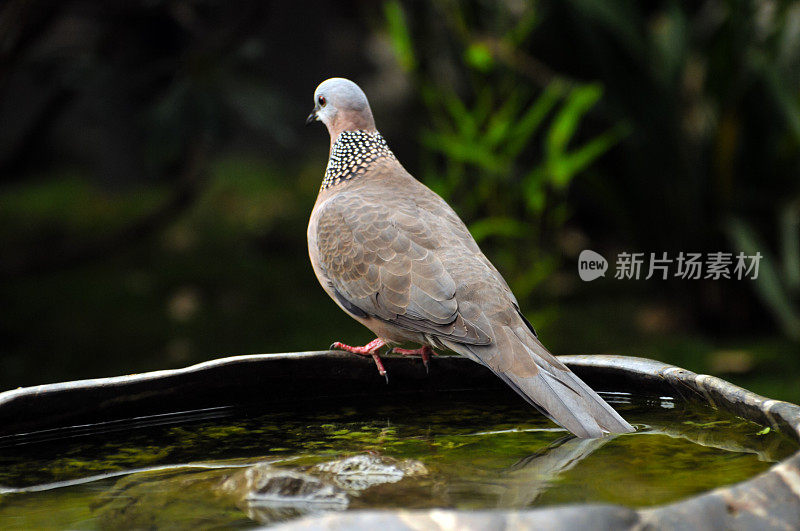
[307,78,376,140]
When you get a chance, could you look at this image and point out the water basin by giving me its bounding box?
[1,355,797,529]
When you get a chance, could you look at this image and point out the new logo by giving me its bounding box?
[578,250,608,281]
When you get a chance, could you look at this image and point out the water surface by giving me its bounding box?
[0,391,795,528]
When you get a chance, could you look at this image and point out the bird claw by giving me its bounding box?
[391,346,437,373]
[329,340,435,382]
[370,352,388,383]
[330,338,389,383]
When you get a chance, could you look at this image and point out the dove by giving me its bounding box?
[306,77,634,438]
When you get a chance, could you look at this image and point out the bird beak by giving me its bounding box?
[306,109,318,125]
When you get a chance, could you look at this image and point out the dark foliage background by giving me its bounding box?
[1,0,798,400]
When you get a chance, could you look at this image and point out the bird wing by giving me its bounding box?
[314,188,492,345]
[411,182,537,337]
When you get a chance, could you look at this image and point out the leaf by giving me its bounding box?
[471,87,495,127]
[464,42,494,72]
[440,90,478,138]
[468,217,527,243]
[756,427,770,436]
[548,123,629,189]
[726,218,800,341]
[419,130,503,171]
[544,84,627,189]
[383,1,416,72]
[483,91,524,149]
[504,82,564,159]
[522,166,548,214]
[546,83,603,158]
[505,7,539,47]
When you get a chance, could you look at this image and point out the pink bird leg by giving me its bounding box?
[392,345,437,373]
[330,338,388,382]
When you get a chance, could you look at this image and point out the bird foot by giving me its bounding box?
[391,346,437,373]
[330,339,388,382]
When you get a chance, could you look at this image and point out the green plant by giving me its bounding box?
[558,0,800,250]
[383,0,626,304]
[727,200,800,341]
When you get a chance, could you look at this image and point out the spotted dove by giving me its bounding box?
[306,78,634,438]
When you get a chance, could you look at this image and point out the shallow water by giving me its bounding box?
[0,391,796,529]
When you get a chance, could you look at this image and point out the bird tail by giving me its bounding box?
[441,325,634,439]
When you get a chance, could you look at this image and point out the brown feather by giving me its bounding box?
[307,126,632,438]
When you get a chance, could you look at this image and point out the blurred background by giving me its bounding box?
[1,0,798,400]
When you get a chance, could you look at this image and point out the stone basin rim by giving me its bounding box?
[2,352,799,530]
[0,352,798,439]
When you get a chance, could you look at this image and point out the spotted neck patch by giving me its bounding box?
[322,130,396,190]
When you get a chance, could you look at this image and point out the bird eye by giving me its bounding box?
[318,96,326,106]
